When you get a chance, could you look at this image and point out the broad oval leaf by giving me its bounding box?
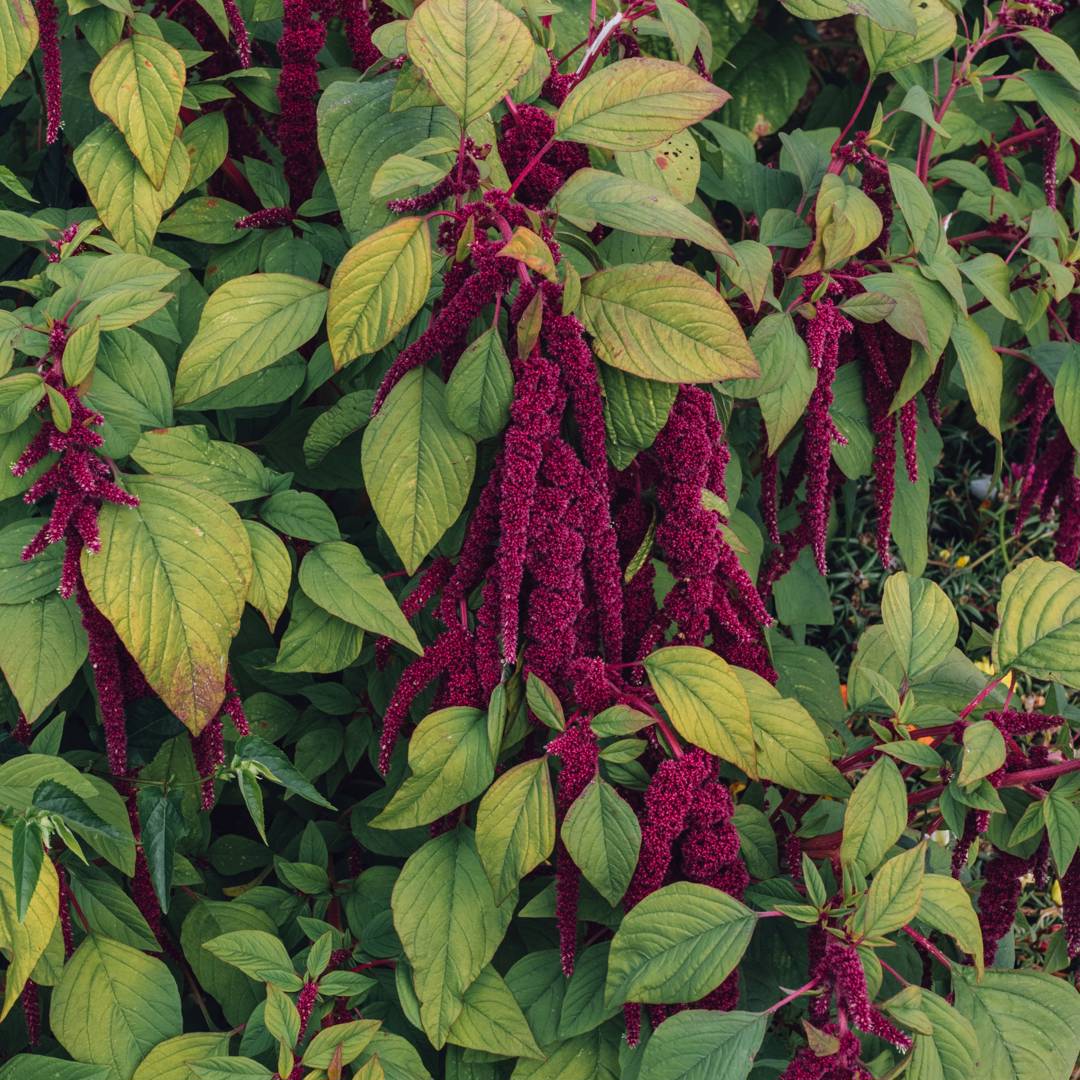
[918,872,984,978]
[81,475,253,735]
[644,646,756,775]
[362,368,477,574]
[51,935,182,1080]
[580,263,758,383]
[476,758,556,903]
[557,58,730,150]
[405,0,533,125]
[131,1033,231,1080]
[0,0,37,101]
[994,558,1080,687]
[561,776,641,906]
[604,882,755,1007]
[89,34,186,187]
[856,0,956,74]
[174,274,328,406]
[445,328,514,441]
[328,217,432,371]
[840,756,907,875]
[298,541,421,653]
[881,571,958,681]
[639,1009,767,1080]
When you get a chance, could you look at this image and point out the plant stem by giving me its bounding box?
[765,977,819,1014]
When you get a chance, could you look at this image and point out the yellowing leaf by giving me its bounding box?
[89,34,186,188]
[792,174,884,276]
[557,58,730,150]
[615,130,701,205]
[498,226,557,281]
[405,0,534,125]
[0,0,37,101]
[81,476,252,735]
[362,368,476,574]
[328,217,432,370]
[579,263,758,383]
[243,520,291,632]
[174,273,327,406]
[557,168,733,255]
[0,825,57,1020]
[74,122,191,254]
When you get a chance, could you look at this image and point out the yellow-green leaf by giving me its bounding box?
[89,34,186,188]
[854,841,925,937]
[0,825,57,1021]
[951,314,1002,441]
[405,0,534,125]
[579,263,758,383]
[644,646,756,775]
[840,756,907,875]
[362,368,476,574]
[328,217,432,371]
[0,0,38,101]
[881,571,958,681]
[557,168,733,255]
[918,872,984,978]
[994,558,1080,687]
[498,226,557,281]
[74,122,191,254]
[81,475,253,735]
[243,520,291,632]
[857,0,956,75]
[131,1033,231,1080]
[51,935,182,1080]
[174,273,327,406]
[557,58,730,150]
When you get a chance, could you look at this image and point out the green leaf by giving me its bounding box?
[1019,27,1080,90]
[0,0,37,100]
[137,785,184,913]
[182,111,229,192]
[951,314,1002,441]
[793,175,884,275]
[159,197,248,243]
[888,162,941,253]
[561,777,641,906]
[81,475,252,734]
[881,572,958,681]
[639,1009,767,1080]
[0,372,46,433]
[372,707,493,829]
[66,864,159,952]
[840,756,907,875]
[203,930,302,990]
[604,882,755,1007]
[558,942,621,1037]
[362,368,477,574]
[392,827,514,1048]
[958,721,1006,787]
[272,591,364,674]
[181,900,277,1026]
[317,76,457,242]
[131,1034,232,1080]
[371,153,451,198]
[958,254,1020,322]
[0,1061,110,1080]
[857,0,956,74]
[174,274,327,406]
[600,365,677,467]
[52,936,182,1080]
[0,596,87,723]
[131,426,276,502]
[243,520,291,632]
[89,34,186,187]
[854,841,925,937]
[234,735,335,808]
[645,646,755,775]
[721,31,810,139]
[1043,790,1080,876]
[525,674,564,731]
[918,873,984,977]
[557,169,733,255]
[302,1020,382,1068]
[0,522,63,604]
[445,964,543,1059]
[33,780,125,852]
[260,490,341,542]
[908,990,977,1080]
[446,328,514,441]
[303,389,375,467]
[1018,71,1080,144]
[298,541,421,653]
[476,757,556,902]
[328,217,432,371]
[1055,352,1080,456]
[994,558,1080,687]
[579,263,758,384]
[190,1059,273,1080]
[953,966,1080,1080]
[11,818,42,923]
[557,58,730,150]
[63,319,100,387]
[74,122,190,254]
[405,0,533,124]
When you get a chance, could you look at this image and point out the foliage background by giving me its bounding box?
[3,0,1080,1077]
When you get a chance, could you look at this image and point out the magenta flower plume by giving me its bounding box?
[35,0,63,143]
[780,1027,871,1080]
[816,940,911,1050]
[1061,855,1080,958]
[235,206,294,230]
[276,0,326,205]
[340,0,393,68]
[497,104,588,209]
[1044,126,1060,208]
[548,719,599,975]
[21,980,40,1046]
[221,0,251,67]
[978,851,1029,964]
[985,140,1010,190]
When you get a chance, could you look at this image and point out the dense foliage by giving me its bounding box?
[3,0,1080,1076]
